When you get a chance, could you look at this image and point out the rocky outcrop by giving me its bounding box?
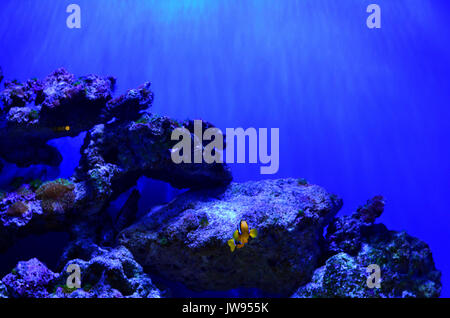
[0,69,231,251]
[2,258,58,298]
[0,240,161,298]
[118,178,343,295]
[292,197,442,298]
[72,113,232,217]
[51,240,161,298]
[0,179,76,251]
[0,68,151,168]
[292,233,441,298]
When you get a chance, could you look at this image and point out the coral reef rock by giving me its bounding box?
[73,113,232,216]
[292,233,441,298]
[326,195,385,256]
[51,240,161,298]
[292,197,442,298]
[0,69,442,298]
[118,178,342,296]
[0,68,151,168]
[0,240,161,298]
[0,179,76,251]
[0,70,231,250]
[2,258,58,298]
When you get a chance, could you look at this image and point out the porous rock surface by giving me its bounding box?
[118,178,343,295]
[0,69,442,299]
[0,68,150,168]
[292,197,442,298]
[0,69,231,250]
[0,180,76,251]
[0,241,161,298]
[50,240,161,298]
[2,258,57,298]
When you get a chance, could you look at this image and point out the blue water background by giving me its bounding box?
[0,0,449,297]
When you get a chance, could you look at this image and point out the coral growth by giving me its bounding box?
[0,68,144,169]
[119,179,342,295]
[293,231,441,298]
[74,114,232,199]
[0,69,442,298]
[0,179,74,251]
[292,197,441,298]
[36,179,75,214]
[6,201,29,217]
[2,258,57,298]
[1,241,161,298]
[51,241,161,298]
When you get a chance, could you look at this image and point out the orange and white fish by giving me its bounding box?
[227,220,257,252]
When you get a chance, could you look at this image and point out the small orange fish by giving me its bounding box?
[227,220,257,252]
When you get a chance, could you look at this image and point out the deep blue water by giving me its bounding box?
[0,0,449,297]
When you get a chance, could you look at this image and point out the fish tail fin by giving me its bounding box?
[228,239,236,252]
[250,228,258,238]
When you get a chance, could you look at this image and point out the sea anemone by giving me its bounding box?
[36,178,75,214]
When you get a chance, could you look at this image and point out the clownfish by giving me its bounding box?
[227,220,258,252]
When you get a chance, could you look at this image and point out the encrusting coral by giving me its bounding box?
[1,241,162,298]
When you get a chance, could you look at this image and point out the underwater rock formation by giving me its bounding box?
[0,175,120,252]
[118,178,342,296]
[72,113,232,216]
[292,197,442,298]
[0,180,76,251]
[0,68,151,168]
[0,69,231,251]
[50,240,161,298]
[0,240,161,298]
[2,258,58,298]
[292,233,441,298]
[326,195,385,256]
[0,66,3,85]
[0,69,442,298]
